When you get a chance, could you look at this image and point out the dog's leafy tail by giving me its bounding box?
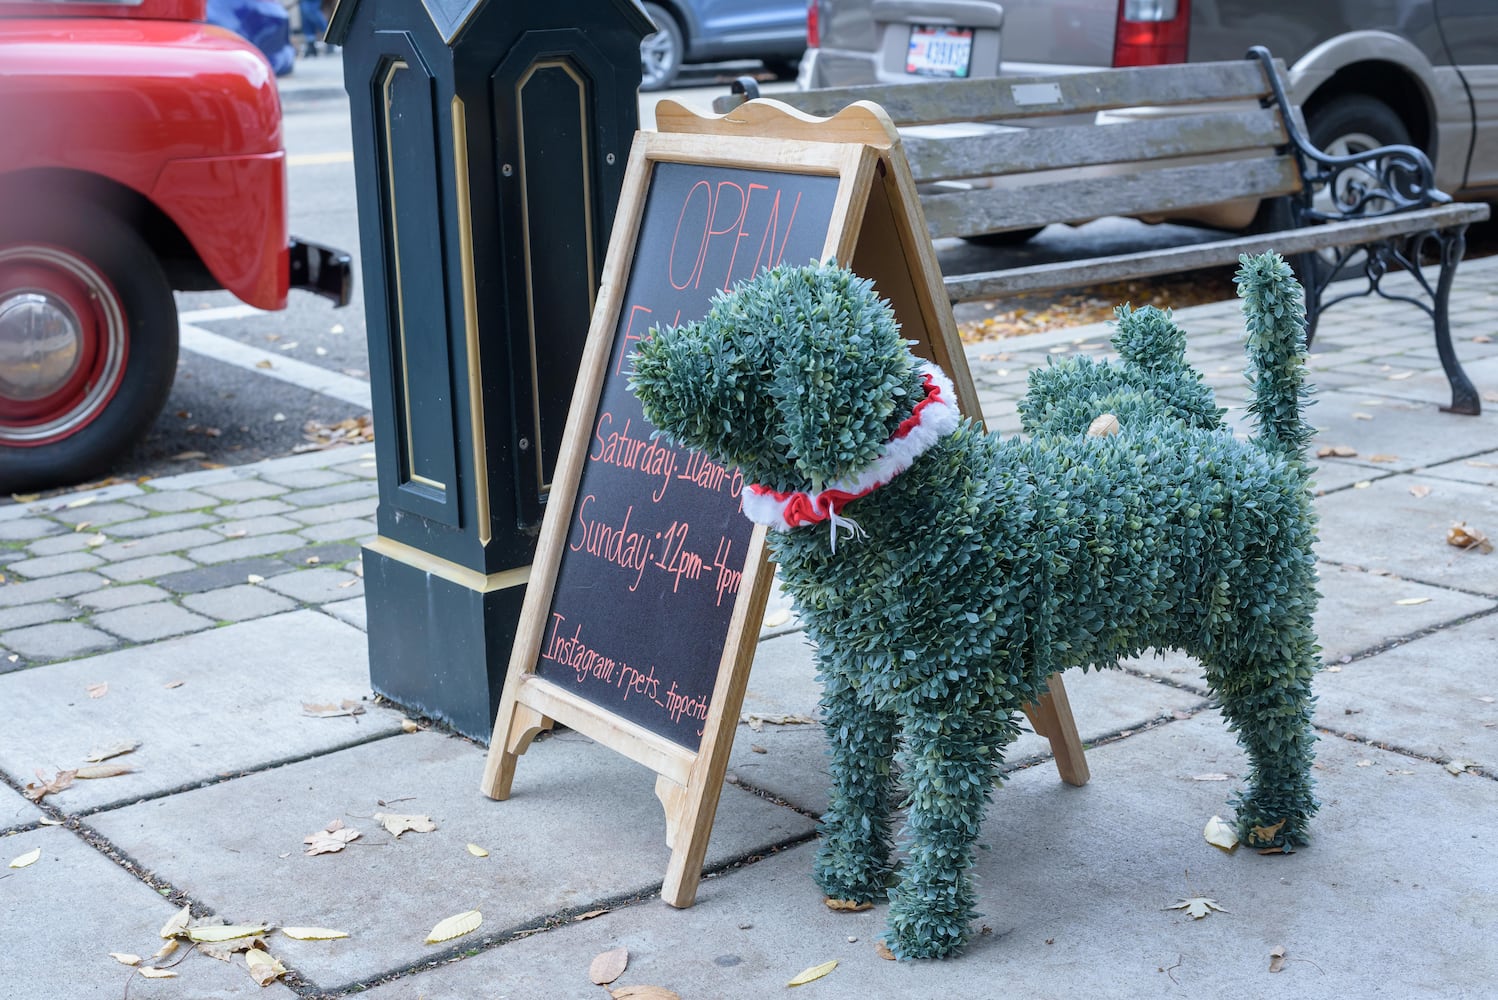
[1236,252,1314,467]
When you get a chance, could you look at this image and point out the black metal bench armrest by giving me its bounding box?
[1247,45,1448,223]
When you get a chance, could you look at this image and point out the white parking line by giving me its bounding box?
[179,304,269,323]
[178,323,372,410]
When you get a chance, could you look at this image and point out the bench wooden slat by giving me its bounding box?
[765,60,1276,126]
[903,108,1289,183]
[920,157,1303,239]
[942,203,1492,302]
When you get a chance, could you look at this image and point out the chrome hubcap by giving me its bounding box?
[0,289,83,401]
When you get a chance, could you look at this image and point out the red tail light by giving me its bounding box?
[1113,0,1190,66]
[807,0,820,48]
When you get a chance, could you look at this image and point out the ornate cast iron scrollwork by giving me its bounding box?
[1249,46,1478,414]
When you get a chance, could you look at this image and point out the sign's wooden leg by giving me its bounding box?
[480,682,550,800]
[658,767,720,909]
[1021,673,1090,787]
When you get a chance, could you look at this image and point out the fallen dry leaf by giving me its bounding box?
[787,960,838,986]
[1190,773,1230,782]
[23,768,76,803]
[1368,454,1398,463]
[875,940,897,961]
[824,898,873,912]
[254,360,273,370]
[1167,896,1226,920]
[762,607,792,629]
[8,847,41,869]
[1316,445,1357,459]
[1269,945,1287,973]
[108,953,141,966]
[86,682,108,699]
[153,939,180,962]
[400,718,421,733]
[611,988,680,1000]
[281,927,349,940]
[187,924,268,943]
[590,946,629,985]
[245,947,287,986]
[466,844,489,858]
[304,819,361,856]
[575,909,609,922]
[85,740,140,763]
[1395,597,1431,606]
[160,905,192,939]
[1204,815,1239,853]
[1250,819,1287,844]
[1448,522,1494,554]
[425,909,482,944]
[741,712,816,732]
[373,812,436,838]
[302,699,366,719]
[75,763,133,780]
[1444,760,1473,776]
[136,967,178,979]
[1410,485,1432,498]
[164,680,185,690]
[1353,480,1372,489]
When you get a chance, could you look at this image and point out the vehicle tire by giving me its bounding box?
[1301,95,1415,283]
[1306,94,1412,157]
[960,227,1045,247]
[0,208,178,493]
[639,3,685,92]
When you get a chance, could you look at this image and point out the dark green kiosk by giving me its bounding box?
[327,0,653,739]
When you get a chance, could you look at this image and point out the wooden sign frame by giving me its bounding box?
[481,98,1087,908]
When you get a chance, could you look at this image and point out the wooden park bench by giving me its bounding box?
[716,46,1491,414]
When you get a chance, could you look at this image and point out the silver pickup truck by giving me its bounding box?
[801,0,1498,205]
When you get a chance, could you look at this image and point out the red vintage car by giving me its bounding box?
[0,0,351,493]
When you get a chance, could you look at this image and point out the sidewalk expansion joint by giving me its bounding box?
[65,729,407,822]
[1313,726,1495,781]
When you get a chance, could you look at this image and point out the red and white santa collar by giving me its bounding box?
[741,361,960,549]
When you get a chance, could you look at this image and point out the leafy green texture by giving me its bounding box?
[631,257,1319,960]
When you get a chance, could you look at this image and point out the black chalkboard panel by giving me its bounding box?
[535,161,839,750]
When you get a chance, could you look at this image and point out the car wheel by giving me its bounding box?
[640,3,685,92]
[1307,94,1414,210]
[960,227,1045,247]
[0,209,178,493]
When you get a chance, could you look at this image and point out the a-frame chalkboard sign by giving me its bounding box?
[480,97,1088,907]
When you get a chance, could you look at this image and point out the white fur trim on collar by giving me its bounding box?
[742,361,960,536]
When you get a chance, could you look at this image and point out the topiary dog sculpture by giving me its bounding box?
[630,254,1320,960]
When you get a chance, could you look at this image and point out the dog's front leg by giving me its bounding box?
[813,665,900,907]
[886,699,1011,959]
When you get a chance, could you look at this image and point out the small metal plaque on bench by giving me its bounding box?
[1010,82,1063,106]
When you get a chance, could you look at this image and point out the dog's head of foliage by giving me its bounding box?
[630,261,924,493]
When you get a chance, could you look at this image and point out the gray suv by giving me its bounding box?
[801,0,1498,201]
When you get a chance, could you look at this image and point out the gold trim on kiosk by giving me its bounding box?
[515,59,595,496]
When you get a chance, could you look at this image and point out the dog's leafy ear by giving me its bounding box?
[768,264,916,491]
[630,298,778,472]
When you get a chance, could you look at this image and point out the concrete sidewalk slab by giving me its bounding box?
[348,713,1498,999]
[1344,353,1498,410]
[1422,449,1498,488]
[0,826,297,999]
[1,786,41,831]
[734,637,1209,817]
[1314,613,1498,767]
[1316,477,1498,595]
[85,730,816,993]
[0,611,402,815]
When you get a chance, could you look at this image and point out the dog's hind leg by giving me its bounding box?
[1204,608,1320,849]
[813,667,900,906]
[885,700,1017,959]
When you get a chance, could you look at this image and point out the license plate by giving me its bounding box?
[906,24,974,78]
